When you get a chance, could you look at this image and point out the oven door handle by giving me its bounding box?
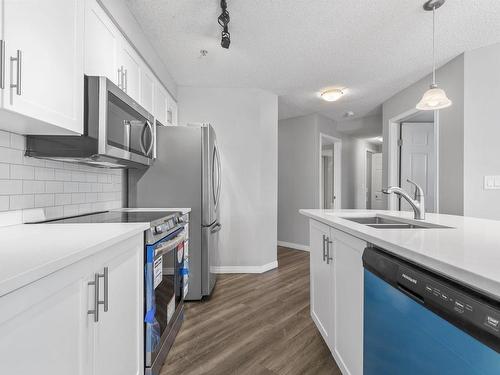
[154,232,186,258]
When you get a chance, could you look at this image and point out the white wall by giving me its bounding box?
[0,130,124,226]
[382,54,465,215]
[278,115,317,247]
[464,43,500,220]
[177,87,278,270]
[278,114,378,247]
[336,113,383,138]
[100,0,178,98]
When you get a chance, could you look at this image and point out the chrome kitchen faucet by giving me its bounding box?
[383,179,426,220]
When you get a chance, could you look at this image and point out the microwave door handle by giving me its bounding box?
[140,123,147,155]
[145,120,154,156]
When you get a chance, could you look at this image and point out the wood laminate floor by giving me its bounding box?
[160,247,341,375]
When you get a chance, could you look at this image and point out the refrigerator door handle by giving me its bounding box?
[214,144,221,208]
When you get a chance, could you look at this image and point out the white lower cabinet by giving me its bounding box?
[309,220,365,375]
[310,219,334,348]
[0,234,144,375]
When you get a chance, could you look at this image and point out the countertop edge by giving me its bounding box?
[300,209,500,300]
[0,223,149,298]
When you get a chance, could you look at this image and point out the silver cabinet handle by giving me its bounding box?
[87,267,109,322]
[326,238,333,264]
[97,267,108,313]
[117,66,122,89]
[123,68,128,93]
[322,235,327,262]
[0,40,5,89]
[87,273,100,322]
[10,50,21,95]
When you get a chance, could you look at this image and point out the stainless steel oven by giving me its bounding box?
[145,217,188,375]
[26,76,155,168]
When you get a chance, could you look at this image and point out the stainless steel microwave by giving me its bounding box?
[26,76,155,168]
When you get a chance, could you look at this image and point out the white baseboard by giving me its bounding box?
[277,241,310,252]
[213,260,278,274]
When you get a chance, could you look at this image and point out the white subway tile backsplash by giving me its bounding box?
[0,196,9,211]
[64,181,79,193]
[71,193,85,204]
[55,169,72,181]
[0,180,23,195]
[55,193,72,206]
[35,194,55,208]
[45,181,64,193]
[0,131,124,224]
[10,133,25,150]
[0,131,10,148]
[35,167,55,181]
[0,164,10,179]
[10,195,34,210]
[10,165,35,180]
[23,180,45,194]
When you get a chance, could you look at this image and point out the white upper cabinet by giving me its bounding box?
[154,79,168,126]
[166,92,178,126]
[0,0,84,135]
[140,66,155,114]
[84,0,120,85]
[118,42,141,103]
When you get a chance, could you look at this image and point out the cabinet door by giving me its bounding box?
[2,0,84,134]
[332,228,365,375]
[84,0,120,85]
[93,238,143,375]
[119,42,141,103]
[140,66,155,114]
[166,93,178,126]
[309,219,333,347]
[154,81,168,126]
[0,275,92,375]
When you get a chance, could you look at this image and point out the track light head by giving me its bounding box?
[218,0,231,49]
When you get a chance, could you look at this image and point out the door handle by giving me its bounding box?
[0,40,5,89]
[88,273,100,322]
[87,267,109,322]
[10,50,22,95]
[322,235,327,262]
[117,66,123,89]
[99,267,109,312]
[326,238,333,264]
[123,68,128,93]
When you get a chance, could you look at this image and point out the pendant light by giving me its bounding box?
[416,0,452,111]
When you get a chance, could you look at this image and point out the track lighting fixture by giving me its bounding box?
[218,0,230,49]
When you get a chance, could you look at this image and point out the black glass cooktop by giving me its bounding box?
[39,210,178,224]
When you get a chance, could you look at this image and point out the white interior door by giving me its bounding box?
[400,122,436,212]
[371,153,384,209]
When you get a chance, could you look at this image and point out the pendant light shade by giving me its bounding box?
[417,0,452,111]
[416,85,452,110]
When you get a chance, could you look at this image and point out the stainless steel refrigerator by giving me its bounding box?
[129,124,221,300]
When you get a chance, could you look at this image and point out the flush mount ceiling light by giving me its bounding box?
[416,0,452,111]
[321,89,344,102]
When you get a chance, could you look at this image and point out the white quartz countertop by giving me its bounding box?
[116,207,192,214]
[300,209,500,300]
[0,223,149,297]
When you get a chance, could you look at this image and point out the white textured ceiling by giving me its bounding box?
[125,0,500,121]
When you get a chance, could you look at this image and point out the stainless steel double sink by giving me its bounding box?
[341,216,451,229]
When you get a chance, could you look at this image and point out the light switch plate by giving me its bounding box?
[484,176,500,190]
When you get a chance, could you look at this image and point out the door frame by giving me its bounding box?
[364,149,375,209]
[318,133,342,209]
[387,108,440,212]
